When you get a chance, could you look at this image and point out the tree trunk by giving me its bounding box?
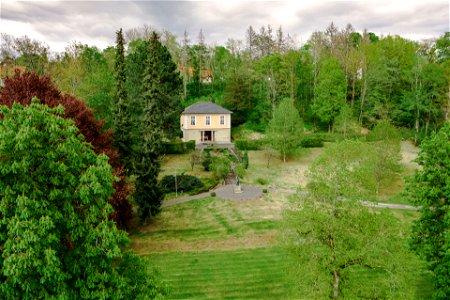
[332,270,340,299]
[351,75,356,109]
[414,107,420,145]
[359,73,367,126]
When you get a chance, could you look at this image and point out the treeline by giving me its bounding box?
[1,24,448,141]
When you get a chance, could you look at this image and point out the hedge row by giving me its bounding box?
[162,140,195,154]
[159,174,203,193]
[234,139,264,150]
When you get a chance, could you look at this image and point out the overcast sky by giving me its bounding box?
[1,0,449,52]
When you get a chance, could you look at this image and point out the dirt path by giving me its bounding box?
[131,233,276,254]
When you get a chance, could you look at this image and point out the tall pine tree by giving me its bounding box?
[113,28,133,172]
[133,32,164,221]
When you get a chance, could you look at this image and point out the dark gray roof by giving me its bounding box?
[182,102,232,114]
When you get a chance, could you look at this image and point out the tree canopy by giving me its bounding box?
[407,123,450,299]
[0,101,163,299]
[0,71,132,228]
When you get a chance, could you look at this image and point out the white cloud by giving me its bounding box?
[1,0,448,52]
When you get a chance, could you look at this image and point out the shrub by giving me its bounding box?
[188,177,219,195]
[242,151,249,169]
[300,135,324,148]
[162,140,195,154]
[210,192,216,197]
[235,139,263,150]
[202,151,213,171]
[262,189,268,193]
[159,174,203,193]
[210,156,232,181]
[256,177,269,185]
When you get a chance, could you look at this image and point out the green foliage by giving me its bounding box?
[267,98,304,162]
[0,101,162,299]
[407,123,450,299]
[285,140,423,299]
[210,156,232,182]
[367,120,403,194]
[126,37,183,140]
[161,140,195,154]
[242,151,249,169]
[134,32,164,221]
[159,174,204,193]
[234,139,264,150]
[202,151,213,171]
[300,135,324,148]
[334,104,360,138]
[189,149,202,171]
[313,57,346,130]
[256,177,269,185]
[113,28,134,172]
[223,66,254,126]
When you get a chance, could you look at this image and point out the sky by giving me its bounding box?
[1,0,449,52]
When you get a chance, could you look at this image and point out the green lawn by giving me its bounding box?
[144,247,297,300]
[128,141,433,299]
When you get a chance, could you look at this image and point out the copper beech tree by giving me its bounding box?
[0,71,132,229]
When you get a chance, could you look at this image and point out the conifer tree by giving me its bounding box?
[113,28,133,172]
[133,32,164,221]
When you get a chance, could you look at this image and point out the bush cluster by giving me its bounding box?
[242,151,249,169]
[234,139,264,150]
[300,135,324,148]
[159,174,204,193]
[162,140,195,154]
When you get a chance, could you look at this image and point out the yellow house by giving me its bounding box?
[180,102,232,144]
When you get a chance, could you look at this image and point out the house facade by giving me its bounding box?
[180,102,232,144]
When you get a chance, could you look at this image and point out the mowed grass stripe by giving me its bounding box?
[145,247,295,299]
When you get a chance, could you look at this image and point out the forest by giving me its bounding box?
[1,23,449,140]
[0,23,449,299]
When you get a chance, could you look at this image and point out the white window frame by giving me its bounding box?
[206,115,211,126]
[190,115,196,126]
[220,115,225,125]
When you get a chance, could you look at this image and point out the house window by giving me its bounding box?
[220,115,225,125]
[190,115,196,126]
[206,115,211,126]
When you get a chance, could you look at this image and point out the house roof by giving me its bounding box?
[182,102,232,114]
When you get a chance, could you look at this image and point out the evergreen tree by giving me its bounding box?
[125,37,182,139]
[113,28,133,172]
[133,32,164,221]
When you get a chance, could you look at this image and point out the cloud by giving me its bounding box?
[1,0,448,52]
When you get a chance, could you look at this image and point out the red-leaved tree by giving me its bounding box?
[0,70,132,229]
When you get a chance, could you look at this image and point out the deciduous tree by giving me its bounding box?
[285,140,422,299]
[0,71,132,228]
[0,101,163,299]
[313,57,346,131]
[267,98,303,162]
[407,123,450,299]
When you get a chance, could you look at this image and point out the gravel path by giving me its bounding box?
[162,185,419,211]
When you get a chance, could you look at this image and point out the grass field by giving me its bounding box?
[128,141,432,299]
[144,247,297,299]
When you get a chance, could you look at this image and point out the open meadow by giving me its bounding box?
[129,141,433,299]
